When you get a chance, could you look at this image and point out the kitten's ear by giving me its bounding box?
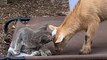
[39,36,46,44]
[40,24,48,30]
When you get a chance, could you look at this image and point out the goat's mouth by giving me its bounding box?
[53,43,63,54]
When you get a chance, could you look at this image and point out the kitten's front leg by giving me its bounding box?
[30,51,41,56]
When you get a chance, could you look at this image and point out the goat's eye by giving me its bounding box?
[52,35,55,39]
[52,35,56,42]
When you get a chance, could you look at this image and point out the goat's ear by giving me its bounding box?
[48,25,57,31]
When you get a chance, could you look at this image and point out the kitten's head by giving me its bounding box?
[39,24,52,44]
[40,31,52,44]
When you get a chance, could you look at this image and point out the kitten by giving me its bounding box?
[7,25,52,57]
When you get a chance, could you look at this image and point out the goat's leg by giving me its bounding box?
[80,21,99,54]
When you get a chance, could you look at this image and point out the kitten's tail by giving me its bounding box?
[3,17,30,34]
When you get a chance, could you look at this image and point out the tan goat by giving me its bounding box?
[49,0,107,54]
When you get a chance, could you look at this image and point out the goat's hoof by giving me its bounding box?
[79,51,91,55]
[79,46,91,55]
[79,51,89,55]
[79,49,91,55]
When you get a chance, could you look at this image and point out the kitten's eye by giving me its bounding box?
[40,36,47,42]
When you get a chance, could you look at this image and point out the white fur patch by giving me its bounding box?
[55,33,64,43]
[16,53,31,57]
[52,29,57,36]
[8,47,17,55]
[8,47,13,52]
[31,51,39,56]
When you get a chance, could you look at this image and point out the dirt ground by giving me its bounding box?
[0,0,69,56]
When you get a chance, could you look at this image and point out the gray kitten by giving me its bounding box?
[7,25,52,57]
